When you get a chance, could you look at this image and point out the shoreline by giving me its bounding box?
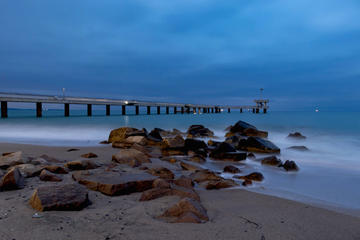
[1,142,359,219]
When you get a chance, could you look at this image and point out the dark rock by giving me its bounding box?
[184,139,207,151]
[72,169,157,196]
[190,169,223,183]
[206,179,237,190]
[65,159,101,171]
[189,154,206,163]
[260,156,282,166]
[148,128,163,142]
[210,142,246,161]
[81,152,98,158]
[44,165,68,174]
[147,167,175,180]
[242,179,252,186]
[39,169,63,182]
[247,153,256,159]
[67,148,80,152]
[287,146,309,151]
[99,141,109,144]
[207,140,222,148]
[188,149,208,158]
[236,172,264,181]
[162,135,185,149]
[237,137,280,153]
[160,198,209,222]
[29,183,89,211]
[224,165,241,173]
[172,175,194,189]
[180,161,204,171]
[288,132,306,139]
[0,168,24,191]
[281,160,299,171]
[226,120,268,138]
[186,125,214,138]
[0,151,24,169]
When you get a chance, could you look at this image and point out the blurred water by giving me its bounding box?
[0,109,359,210]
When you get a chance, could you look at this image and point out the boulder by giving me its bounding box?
[237,137,280,153]
[160,198,209,222]
[0,168,24,191]
[281,160,299,171]
[80,152,98,159]
[226,120,268,138]
[162,135,185,149]
[206,179,237,190]
[224,135,243,146]
[29,183,89,211]
[242,179,252,186]
[153,178,171,189]
[148,128,163,142]
[112,148,151,166]
[108,127,147,143]
[39,169,63,182]
[126,136,148,145]
[72,170,157,196]
[209,142,247,161]
[172,175,194,189]
[0,151,24,169]
[147,167,175,180]
[190,169,223,183]
[180,161,204,171]
[207,140,222,148]
[287,132,306,139]
[140,185,200,201]
[223,165,241,173]
[186,125,214,138]
[260,156,282,166]
[9,164,43,178]
[235,172,264,182]
[65,159,101,171]
[184,139,208,152]
[43,165,68,174]
[287,146,309,151]
[189,154,206,163]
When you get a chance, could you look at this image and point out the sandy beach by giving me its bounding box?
[0,142,359,240]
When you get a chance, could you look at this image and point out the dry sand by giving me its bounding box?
[0,143,359,240]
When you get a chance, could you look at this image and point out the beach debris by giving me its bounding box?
[259,156,282,166]
[39,169,63,182]
[186,125,214,138]
[67,148,79,152]
[223,165,241,173]
[225,120,268,138]
[29,183,89,211]
[112,148,151,167]
[0,151,24,169]
[280,160,299,171]
[237,136,280,154]
[72,169,156,196]
[205,179,238,190]
[0,168,25,191]
[65,159,101,171]
[160,198,209,223]
[147,167,175,180]
[81,152,98,158]
[235,172,264,182]
[287,146,309,151]
[287,132,306,139]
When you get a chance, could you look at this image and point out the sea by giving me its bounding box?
[0,108,359,214]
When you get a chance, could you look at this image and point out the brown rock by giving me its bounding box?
[161,198,209,221]
[147,167,174,180]
[65,159,101,170]
[162,135,185,149]
[39,154,65,163]
[180,161,204,172]
[287,132,306,139]
[172,175,194,188]
[99,140,109,144]
[0,168,24,191]
[81,152,98,158]
[2,152,14,156]
[190,169,223,183]
[223,165,241,173]
[108,127,146,143]
[39,169,62,182]
[242,179,252,186]
[112,148,151,166]
[161,148,186,156]
[260,156,282,166]
[44,165,68,174]
[0,151,24,169]
[153,178,171,189]
[67,148,79,152]
[206,179,237,190]
[281,160,299,171]
[9,164,43,178]
[186,125,214,138]
[189,154,206,163]
[72,170,157,196]
[140,184,199,201]
[236,172,264,181]
[29,183,89,211]
[175,212,202,223]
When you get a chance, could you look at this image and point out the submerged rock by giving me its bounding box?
[287,132,306,139]
[235,172,264,182]
[281,160,299,171]
[287,146,309,151]
[29,183,89,211]
[259,156,282,166]
[237,137,280,154]
[223,165,241,173]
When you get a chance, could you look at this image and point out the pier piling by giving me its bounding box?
[181,107,184,114]
[166,106,169,114]
[157,106,161,115]
[135,106,139,115]
[228,108,230,113]
[64,103,70,117]
[36,102,42,117]
[122,105,126,115]
[87,104,92,116]
[106,105,110,116]
[174,107,177,114]
[147,106,151,115]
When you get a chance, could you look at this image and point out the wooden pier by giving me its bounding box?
[0,92,269,118]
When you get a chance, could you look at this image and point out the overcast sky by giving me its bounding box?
[0,0,359,110]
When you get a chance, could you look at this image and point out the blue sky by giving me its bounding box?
[0,0,359,110]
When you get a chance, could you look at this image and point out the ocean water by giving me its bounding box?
[0,109,359,212]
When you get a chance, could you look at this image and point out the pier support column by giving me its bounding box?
[211,108,214,113]
[264,108,267,114]
[240,108,243,113]
[64,103,70,117]
[122,105,126,115]
[203,108,206,113]
[1,101,8,118]
[228,108,230,113]
[106,105,110,116]
[193,108,196,114]
[256,108,259,114]
[198,108,201,114]
[181,107,184,114]
[252,108,255,113]
[166,106,169,114]
[186,107,190,114]
[36,102,42,118]
[147,106,151,115]
[157,106,161,115]
[174,107,177,114]
[87,104,92,116]
[135,106,139,115]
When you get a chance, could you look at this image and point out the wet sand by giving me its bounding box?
[0,143,359,240]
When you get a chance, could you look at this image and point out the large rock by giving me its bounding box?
[180,161,204,171]
[65,159,101,171]
[172,175,194,189]
[209,142,247,161]
[148,128,163,142]
[186,125,214,138]
[226,120,268,138]
[43,165,68,174]
[260,156,282,166]
[236,172,264,181]
[237,137,280,153]
[140,185,200,201]
[281,160,299,171]
[80,152,98,159]
[287,132,306,139]
[9,164,43,178]
[108,127,147,143]
[184,139,208,152]
[29,183,89,211]
[112,148,151,166]
[223,165,241,173]
[162,135,185,149]
[72,170,157,196]
[287,146,309,151]
[39,169,63,182]
[147,167,175,180]
[160,198,209,222]
[190,169,223,183]
[0,168,24,191]
[0,151,24,169]
[205,179,237,190]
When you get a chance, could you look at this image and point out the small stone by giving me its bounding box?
[81,153,98,158]
[223,165,241,173]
